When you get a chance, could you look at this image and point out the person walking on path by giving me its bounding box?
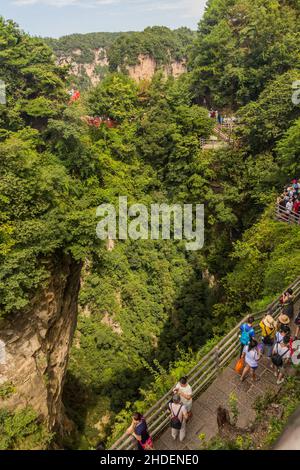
[271,335,291,385]
[259,314,276,360]
[169,394,188,442]
[126,413,154,450]
[173,377,193,419]
[275,324,291,345]
[239,316,255,357]
[240,338,262,383]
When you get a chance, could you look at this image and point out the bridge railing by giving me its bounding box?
[275,204,300,225]
[110,277,300,450]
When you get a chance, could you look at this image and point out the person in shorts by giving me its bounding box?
[272,335,291,385]
[168,394,188,442]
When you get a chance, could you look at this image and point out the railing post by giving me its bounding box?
[214,347,220,370]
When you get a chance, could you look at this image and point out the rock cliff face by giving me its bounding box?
[0,254,82,433]
[58,48,109,86]
[126,54,186,82]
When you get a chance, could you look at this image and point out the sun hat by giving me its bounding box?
[263,315,276,329]
[278,313,290,325]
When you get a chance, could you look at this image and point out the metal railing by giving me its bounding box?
[110,277,300,450]
[275,204,300,225]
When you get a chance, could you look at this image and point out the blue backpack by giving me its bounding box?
[240,324,251,345]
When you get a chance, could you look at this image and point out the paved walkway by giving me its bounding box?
[155,304,298,450]
[155,356,278,450]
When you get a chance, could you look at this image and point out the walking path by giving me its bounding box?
[155,301,299,450]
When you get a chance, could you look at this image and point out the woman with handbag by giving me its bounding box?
[168,394,188,443]
[126,412,154,450]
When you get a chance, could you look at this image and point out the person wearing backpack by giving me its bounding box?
[168,394,188,442]
[239,316,255,357]
[272,325,291,369]
[271,335,291,385]
[240,338,262,383]
[259,314,276,360]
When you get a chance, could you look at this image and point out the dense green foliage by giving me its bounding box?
[0,407,53,450]
[44,32,122,65]
[190,0,300,108]
[108,27,195,71]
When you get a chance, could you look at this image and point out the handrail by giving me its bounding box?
[110,277,300,450]
[275,204,300,225]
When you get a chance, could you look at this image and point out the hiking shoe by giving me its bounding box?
[276,378,284,385]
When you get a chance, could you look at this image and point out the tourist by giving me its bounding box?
[271,335,291,385]
[173,377,193,418]
[240,338,262,383]
[292,179,299,195]
[239,316,255,357]
[293,197,300,215]
[259,314,276,359]
[169,394,188,442]
[281,288,294,320]
[126,413,153,450]
[286,198,293,215]
[275,324,291,345]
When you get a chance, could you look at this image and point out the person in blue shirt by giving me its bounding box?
[239,316,255,357]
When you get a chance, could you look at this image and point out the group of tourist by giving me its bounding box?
[239,288,300,385]
[277,179,300,222]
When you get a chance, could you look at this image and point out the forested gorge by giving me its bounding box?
[0,0,300,450]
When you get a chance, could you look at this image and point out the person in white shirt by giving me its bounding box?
[241,338,262,383]
[272,335,291,385]
[286,199,293,213]
[169,394,188,442]
[173,376,193,415]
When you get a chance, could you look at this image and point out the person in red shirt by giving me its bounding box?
[293,197,300,216]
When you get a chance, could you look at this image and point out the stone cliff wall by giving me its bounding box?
[59,48,186,86]
[0,253,82,433]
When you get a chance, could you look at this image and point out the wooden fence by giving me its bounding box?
[110,277,300,450]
